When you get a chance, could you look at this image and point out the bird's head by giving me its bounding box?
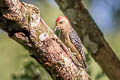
[54,16,71,32]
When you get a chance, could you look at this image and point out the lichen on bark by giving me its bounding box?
[0,0,90,80]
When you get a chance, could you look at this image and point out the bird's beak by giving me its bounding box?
[53,26,59,32]
[53,26,61,38]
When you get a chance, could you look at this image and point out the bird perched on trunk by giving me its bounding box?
[54,16,86,69]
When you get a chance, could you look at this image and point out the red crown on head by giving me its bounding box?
[56,16,68,23]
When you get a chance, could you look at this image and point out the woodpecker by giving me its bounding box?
[54,16,86,69]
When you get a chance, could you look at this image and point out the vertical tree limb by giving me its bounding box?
[0,0,90,80]
[55,0,120,80]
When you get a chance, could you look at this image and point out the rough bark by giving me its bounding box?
[55,0,120,80]
[0,0,90,80]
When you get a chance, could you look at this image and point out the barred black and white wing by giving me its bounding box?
[69,28,86,68]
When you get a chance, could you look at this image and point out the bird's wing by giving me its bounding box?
[69,28,86,61]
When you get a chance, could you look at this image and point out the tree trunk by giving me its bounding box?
[0,0,90,80]
[55,0,120,80]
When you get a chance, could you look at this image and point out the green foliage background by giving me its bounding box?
[0,0,120,80]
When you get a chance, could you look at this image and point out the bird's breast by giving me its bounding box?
[60,32,66,44]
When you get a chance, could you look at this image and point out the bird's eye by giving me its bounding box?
[59,21,63,24]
